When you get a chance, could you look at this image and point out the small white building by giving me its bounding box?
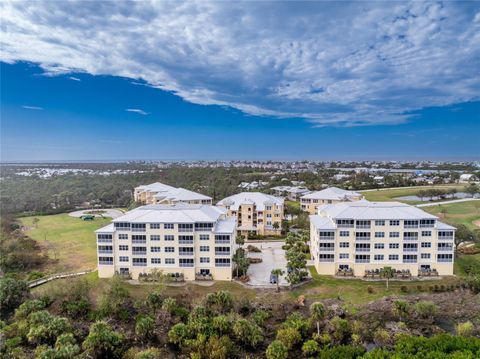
[459,174,478,183]
[271,186,310,201]
[300,187,363,215]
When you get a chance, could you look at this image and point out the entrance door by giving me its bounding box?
[200,269,210,275]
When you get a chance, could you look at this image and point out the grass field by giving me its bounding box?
[422,200,480,230]
[361,184,466,204]
[20,214,111,273]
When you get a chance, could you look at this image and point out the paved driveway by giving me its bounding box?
[245,241,289,286]
[69,209,124,219]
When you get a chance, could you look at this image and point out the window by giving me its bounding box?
[389,232,400,238]
[150,235,160,241]
[179,235,194,244]
[420,219,435,228]
[319,254,334,262]
[375,232,385,238]
[215,247,230,255]
[131,223,146,231]
[215,235,230,243]
[151,247,161,252]
[339,231,349,237]
[215,258,231,267]
[336,219,354,228]
[151,258,161,264]
[438,231,454,239]
[389,254,399,261]
[200,234,210,241]
[114,222,130,230]
[339,253,349,259]
[375,220,385,226]
[389,243,399,249]
[164,247,175,253]
[200,257,210,263]
[195,222,214,231]
[118,234,128,240]
[266,206,272,210]
[421,231,432,237]
[132,246,147,254]
[319,231,335,239]
[374,254,384,261]
[164,223,174,229]
[132,235,146,244]
[200,246,210,252]
[98,245,113,253]
[438,243,453,251]
[339,242,350,248]
[355,243,370,252]
[355,255,370,263]
[133,258,147,266]
[150,223,161,229]
[119,256,129,262]
[374,243,384,249]
[403,243,418,251]
[390,220,400,226]
[319,243,335,250]
[437,254,453,262]
[355,232,371,240]
[421,242,431,248]
[403,232,418,240]
[404,220,419,228]
[97,234,112,240]
[179,247,194,255]
[178,223,194,232]
[356,220,371,229]
[119,245,128,251]
[165,258,175,264]
[165,235,174,241]
[421,253,431,259]
[403,254,417,263]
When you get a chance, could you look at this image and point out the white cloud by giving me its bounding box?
[22,105,43,110]
[125,108,148,115]
[2,1,479,126]
[68,76,81,81]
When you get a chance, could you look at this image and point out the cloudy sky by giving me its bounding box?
[1,1,479,161]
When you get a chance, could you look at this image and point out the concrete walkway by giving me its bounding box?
[28,269,96,288]
[416,198,479,207]
[69,208,124,219]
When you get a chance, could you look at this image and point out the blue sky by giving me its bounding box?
[1,1,479,161]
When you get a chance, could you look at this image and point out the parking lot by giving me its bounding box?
[245,241,289,286]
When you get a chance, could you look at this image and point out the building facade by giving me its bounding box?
[271,186,310,201]
[310,200,455,277]
[217,192,284,236]
[301,187,363,215]
[95,204,236,280]
[134,182,212,205]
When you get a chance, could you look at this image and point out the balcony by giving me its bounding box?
[355,259,370,263]
[215,262,231,267]
[355,237,371,241]
[404,225,419,229]
[403,248,418,252]
[355,248,370,252]
[420,224,435,228]
[319,236,335,241]
[131,228,146,232]
[319,258,334,262]
[356,225,371,229]
[337,224,354,228]
[133,262,147,267]
[438,236,454,240]
[319,247,335,251]
[98,250,113,254]
[438,247,453,252]
[99,260,113,265]
[97,239,112,243]
[438,258,453,262]
[403,237,418,241]
[132,240,146,244]
[403,259,417,263]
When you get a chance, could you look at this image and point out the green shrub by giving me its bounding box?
[266,340,288,359]
[82,321,123,358]
[414,301,437,319]
[302,339,321,356]
[455,321,474,337]
[276,327,301,350]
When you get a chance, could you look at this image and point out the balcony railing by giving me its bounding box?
[179,228,194,233]
[355,248,370,252]
[179,239,194,244]
[215,263,231,267]
[403,237,418,241]
[215,240,230,244]
[179,252,194,256]
[319,247,335,251]
[132,251,146,256]
[404,225,419,229]
[438,247,453,251]
[98,250,113,254]
[438,236,454,240]
[355,259,370,263]
[356,225,371,229]
[132,240,146,244]
[131,228,146,232]
[403,248,418,252]
[403,259,417,263]
[319,236,335,241]
[420,224,435,228]
[438,258,453,262]
[97,239,112,243]
[133,262,147,267]
[319,258,334,262]
[337,224,354,228]
[179,263,194,267]
[99,260,113,265]
[355,237,371,241]
[215,251,231,256]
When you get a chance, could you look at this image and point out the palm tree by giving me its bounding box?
[310,302,325,336]
[380,266,395,290]
[271,268,284,292]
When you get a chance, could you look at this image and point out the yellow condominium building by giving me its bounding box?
[217,192,284,236]
[310,200,455,277]
[134,182,212,205]
[95,204,236,281]
[301,187,363,215]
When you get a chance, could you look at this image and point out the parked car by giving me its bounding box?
[270,273,278,284]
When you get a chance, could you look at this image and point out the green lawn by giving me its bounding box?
[20,214,111,273]
[362,184,466,204]
[422,200,480,230]
[290,266,461,305]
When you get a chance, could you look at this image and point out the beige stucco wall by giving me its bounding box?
[227,203,284,236]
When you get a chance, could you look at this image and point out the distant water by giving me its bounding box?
[396,192,473,201]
